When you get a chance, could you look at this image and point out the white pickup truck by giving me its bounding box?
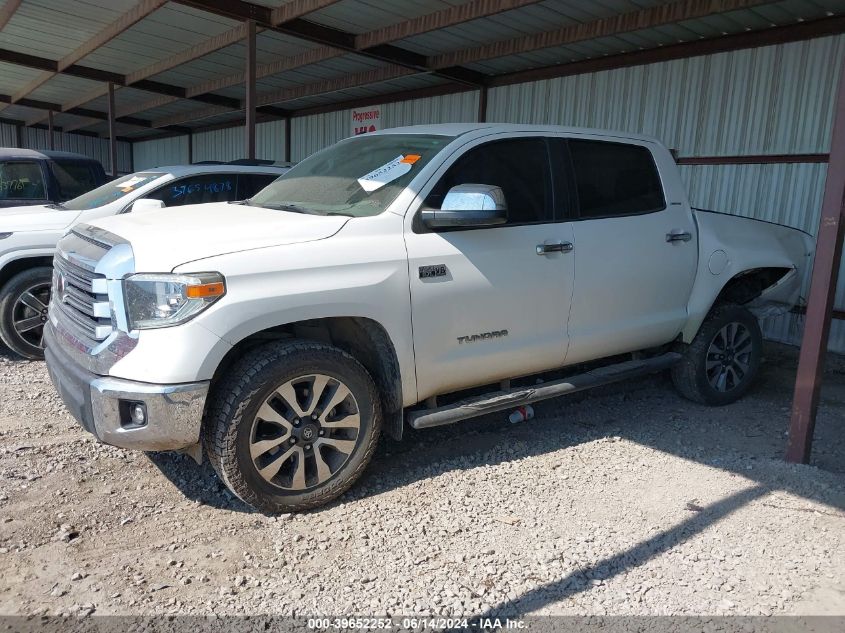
[43,124,813,513]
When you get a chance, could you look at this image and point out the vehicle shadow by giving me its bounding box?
[145,451,258,514]
[145,342,845,522]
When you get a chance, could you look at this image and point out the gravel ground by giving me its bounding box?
[0,341,843,619]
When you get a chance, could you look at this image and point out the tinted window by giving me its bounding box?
[147,173,237,206]
[51,161,98,200]
[424,138,552,225]
[0,161,46,200]
[568,140,665,219]
[237,173,278,199]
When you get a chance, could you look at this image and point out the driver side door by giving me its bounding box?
[404,135,575,401]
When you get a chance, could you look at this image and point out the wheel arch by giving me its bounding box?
[0,255,54,291]
[207,316,405,441]
[682,266,794,342]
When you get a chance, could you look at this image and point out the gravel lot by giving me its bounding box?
[0,341,843,618]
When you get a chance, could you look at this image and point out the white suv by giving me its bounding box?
[0,163,288,359]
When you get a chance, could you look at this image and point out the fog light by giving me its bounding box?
[130,402,147,426]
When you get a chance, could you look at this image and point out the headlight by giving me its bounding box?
[123,272,225,330]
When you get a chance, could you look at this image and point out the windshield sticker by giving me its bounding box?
[117,176,147,189]
[357,155,415,193]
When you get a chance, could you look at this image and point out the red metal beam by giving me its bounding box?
[245,19,257,160]
[108,82,118,177]
[786,54,845,464]
[676,154,829,165]
[0,0,22,31]
[431,0,772,69]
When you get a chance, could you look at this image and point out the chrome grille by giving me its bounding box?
[53,255,113,342]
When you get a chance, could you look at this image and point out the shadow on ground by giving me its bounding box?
[147,342,845,525]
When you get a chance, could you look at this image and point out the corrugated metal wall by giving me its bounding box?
[291,91,479,161]
[127,34,845,351]
[1,121,132,173]
[133,135,190,169]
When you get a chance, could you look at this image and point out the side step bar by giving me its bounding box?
[407,352,681,430]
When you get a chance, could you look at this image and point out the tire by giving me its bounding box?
[204,339,382,513]
[671,303,762,406]
[0,267,53,360]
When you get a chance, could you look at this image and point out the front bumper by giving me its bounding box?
[44,322,209,451]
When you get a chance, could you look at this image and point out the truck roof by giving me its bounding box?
[0,147,102,162]
[369,123,663,145]
[136,164,290,176]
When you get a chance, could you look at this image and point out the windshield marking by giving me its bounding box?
[357,155,414,192]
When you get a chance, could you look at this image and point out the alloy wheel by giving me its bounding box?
[706,321,753,393]
[249,373,361,490]
[12,282,51,350]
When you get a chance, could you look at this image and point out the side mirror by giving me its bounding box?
[129,198,165,212]
[421,184,508,230]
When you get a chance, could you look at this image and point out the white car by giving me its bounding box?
[43,124,813,513]
[0,163,288,359]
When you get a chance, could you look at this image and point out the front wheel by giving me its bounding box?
[204,339,382,513]
[671,304,762,406]
[0,267,53,360]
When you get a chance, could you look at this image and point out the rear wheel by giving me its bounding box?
[671,304,762,405]
[204,339,381,513]
[0,267,52,360]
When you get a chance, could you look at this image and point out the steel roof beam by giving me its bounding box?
[173,0,487,86]
[354,0,544,49]
[10,0,168,103]
[0,0,21,30]
[430,0,775,69]
[270,0,344,25]
[151,65,416,128]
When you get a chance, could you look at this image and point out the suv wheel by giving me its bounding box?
[0,267,53,360]
[204,339,381,513]
[671,303,762,405]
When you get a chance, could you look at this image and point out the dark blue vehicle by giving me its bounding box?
[0,148,107,209]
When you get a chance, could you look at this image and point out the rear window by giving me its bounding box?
[568,140,665,219]
[0,161,46,200]
[51,160,98,201]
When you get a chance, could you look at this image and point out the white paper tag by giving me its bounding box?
[117,176,146,189]
[357,155,412,193]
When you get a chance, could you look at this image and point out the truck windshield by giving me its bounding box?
[248,134,453,217]
[62,172,165,211]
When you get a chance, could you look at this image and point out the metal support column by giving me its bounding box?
[786,59,845,463]
[107,82,118,177]
[284,117,291,163]
[478,86,488,123]
[187,130,193,165]
[245,19,256,161]
[47,110,54,149]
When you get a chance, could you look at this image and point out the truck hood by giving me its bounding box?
[84,201,350,271]
[0,204,81,232]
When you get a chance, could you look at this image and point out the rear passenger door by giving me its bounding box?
[560,137,697,364]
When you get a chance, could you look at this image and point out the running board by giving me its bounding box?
[407,352,681,430]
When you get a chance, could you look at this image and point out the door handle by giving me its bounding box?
[666,230,692,243]
[536,241,574,255]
